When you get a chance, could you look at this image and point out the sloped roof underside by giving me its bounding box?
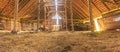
[0,0,120,21]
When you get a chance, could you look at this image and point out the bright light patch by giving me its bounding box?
[52,13,61,26]
[53,0,61,26]
[52,14,61,31]
[94,16,102,31]
[114,17,120,21]
[94,19,100,31]
[52,0,62,31]
[55,0,58,12]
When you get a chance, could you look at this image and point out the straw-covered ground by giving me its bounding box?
[0,31,120,52]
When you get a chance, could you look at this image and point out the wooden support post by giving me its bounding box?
[88,0,94,32]
[65,0,68,31]
[31,23,34,31]
[11,0,19,34]
[36,0,41,32]
[70,1,74,31]
[44,4,47,31]
[21,21,23,31]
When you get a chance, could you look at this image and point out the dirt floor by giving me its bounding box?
[0,31,120,52]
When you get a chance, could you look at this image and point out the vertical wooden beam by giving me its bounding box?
[65,0,68,31]
[88,0,94,32]
[20,20,23,31]
[12,0,19,34]
[36,0,41,32]
[70,0,74,31]
[31,23,34,30]
[44,3,47,31]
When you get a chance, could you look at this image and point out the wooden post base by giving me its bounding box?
[11,30,18,34]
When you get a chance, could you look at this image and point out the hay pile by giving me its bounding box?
[0,31,119,52]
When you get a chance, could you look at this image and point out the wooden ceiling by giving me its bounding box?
[0,0,120,21]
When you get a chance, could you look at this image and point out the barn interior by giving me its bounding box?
[0,0,120,52]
